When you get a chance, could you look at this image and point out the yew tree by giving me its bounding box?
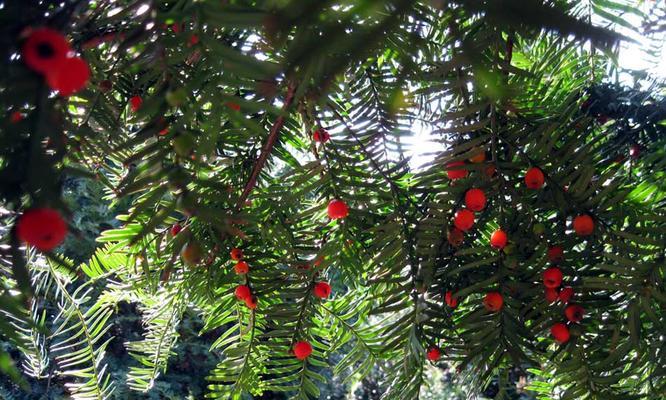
[1,1,665,399]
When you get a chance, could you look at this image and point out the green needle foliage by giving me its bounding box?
[1,1,665,399]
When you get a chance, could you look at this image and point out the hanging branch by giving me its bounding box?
[236,81,297,210]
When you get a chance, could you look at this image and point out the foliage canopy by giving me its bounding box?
[0,1,665,399]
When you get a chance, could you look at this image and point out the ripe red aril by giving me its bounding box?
[46,56,90,96]
[234,261,249,274]
[483,292,503,312]
[573,214,594,236]
[559,287,573,303]
[525,167,545,189]
[130,95,142,112]
[226,101,241,111]
[464,188,486,211]
[16,208,68,251]
[469,150,486,163]
[293,341,313,360]
[446,161,468,180]
[447,228,464,247]
[545,288,559,303]
[543,267,563,288]
[426,347,441,361]
[327,199,349,219]
[244,295,258,309]
[313,282,332,299]
[445,291,458,308]
[565,304,585,323]
[22,27,71,74]
[181,241,203,266]
[547,246,564,263]
[551,323,570,344]
[490,229,507,250]
[234,285,251,301]
[170,223,182,236]
[10,111,23,123]
[453,209,475,232]
[230,248,243,260]
[313,128,330,143]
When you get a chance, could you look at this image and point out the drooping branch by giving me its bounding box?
[236,81,297,210]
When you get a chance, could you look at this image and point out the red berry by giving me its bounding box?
[158,127,169,136]
[327,199,349,219]
[46,56,90,97]
[170,23,182,34]
[629,144,641,159]
[130,96,143,112]
[234,285,251,301]
[244,295,258,309]
[170,223,182,236]
[525,167,545,189]
[10,111,23,123]
[426,347,441,361]
[565,304,585,323]
[230,248,243,261]
[545,288,559,303]
[490,229,507,250]
[551,323,570,344]
[547,246,564,263]
[483,292,503,312]
[464,188,486,211]
[469,151,486,163]
[188,34,199,46]
[16,208,68,251]
[226,102,241,111]
[22,27,71,74]
[447,228,464,247]
[234,261,249,274]
[543,267,563,289]
[446,161,468,180]
[453,209,474,232]
[573,214,594,236]
[313,129,330,143]
[313,282,332,299]
[558,287,574,303]
[445,291,458,308]
[181,242,203,266]
[485,165,496,178]
[293,341,313,360]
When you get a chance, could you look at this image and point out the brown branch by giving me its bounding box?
[236,81,297,210]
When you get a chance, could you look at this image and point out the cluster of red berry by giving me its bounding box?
[22,27,90,96]
[427,157,598,361]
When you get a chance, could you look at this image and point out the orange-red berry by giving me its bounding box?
[313,282,332,299]
[547,246,564,263]
[447,228,464,247]
[234,261,249,274]
[130,96,142,112]
[426,347,441,361]
[573,214,594,236]
[22,27,71,74]
[545,288,559,303]
[230,248,243,261]
[170,223,182,236]
[16,208,68,251]
[464,188,486,212]
[543,267,563,289]
[525,167,545,189]
[483,292,503,312]
[551,322,570,344]
[445,291,458,308]
[565,304,585,323]
[490,229,508,250]
[453,209,474,232]
[244,295,258,309]
[293,341,313,360]
[558,287,574,303]
[313,128,330,143]
[327,199,349,219]
[46,56,89,97]
[234,285,251,301]
[446,161,468,180]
